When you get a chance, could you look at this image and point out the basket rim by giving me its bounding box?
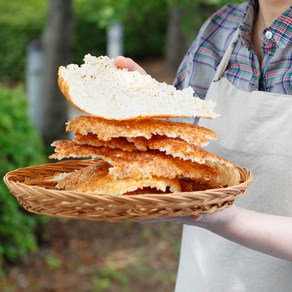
[3,160,253,221]
[3,159,253,199]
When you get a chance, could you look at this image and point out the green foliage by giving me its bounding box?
[0,0,244,82]
[74,0,169,63]
[73,0,108,64]
[122,2,169,59]
[44,255,62,270]
[0,0,169,80]
[0,85,48,267]
[0,1,47,81]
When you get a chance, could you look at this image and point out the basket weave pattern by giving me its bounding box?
[4,160,253,222]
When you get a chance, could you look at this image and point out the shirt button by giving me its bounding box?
[265,30,273,40]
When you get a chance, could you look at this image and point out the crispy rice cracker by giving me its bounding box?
[54,160,181,195]
[74,133,137,152]
[71,134,240,186]
[129,136,241,186]
[49,140,217,183]
[66,116,217,147]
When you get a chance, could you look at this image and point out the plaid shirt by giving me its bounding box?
[174,0,292,98]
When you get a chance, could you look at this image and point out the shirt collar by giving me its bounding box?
[239,0,292,49]
[268,7,292,48]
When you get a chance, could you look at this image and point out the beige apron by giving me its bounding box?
[175,29,292,292]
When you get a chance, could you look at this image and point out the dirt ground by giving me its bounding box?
[1,60,182,292]
[1,219,182,292]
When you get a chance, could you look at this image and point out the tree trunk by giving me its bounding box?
[41,0,74,147]
[164,4,189,77]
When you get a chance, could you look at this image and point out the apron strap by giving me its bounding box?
[214,28,240,82]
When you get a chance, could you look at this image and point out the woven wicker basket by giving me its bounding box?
[3,159,253,222]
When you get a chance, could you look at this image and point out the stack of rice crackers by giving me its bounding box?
[49,116,240,195]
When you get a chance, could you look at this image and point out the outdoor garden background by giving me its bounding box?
[0,1,238,291]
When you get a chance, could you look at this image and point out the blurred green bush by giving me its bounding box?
[74,0,168,62]
[0,0,237,272]
[0,0,168,82]
[0,0,240,82]
[0,1,47,81]
[0,85,49,269]
[0,0,169,271]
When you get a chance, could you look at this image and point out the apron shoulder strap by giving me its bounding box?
[214,28,240,82]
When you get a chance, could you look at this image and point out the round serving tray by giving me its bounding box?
[3,159,253,222]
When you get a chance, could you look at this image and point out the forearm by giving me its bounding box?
[198,206,292,261]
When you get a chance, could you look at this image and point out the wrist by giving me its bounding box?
[194,204,239,231]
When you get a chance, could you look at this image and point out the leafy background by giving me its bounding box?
[0,0,242,290]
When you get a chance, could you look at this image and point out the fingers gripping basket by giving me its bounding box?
[3,160,253,222]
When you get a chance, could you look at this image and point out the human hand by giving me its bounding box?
[143,205,237,231]
[115,56,147,75]
[166,204,238,231]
